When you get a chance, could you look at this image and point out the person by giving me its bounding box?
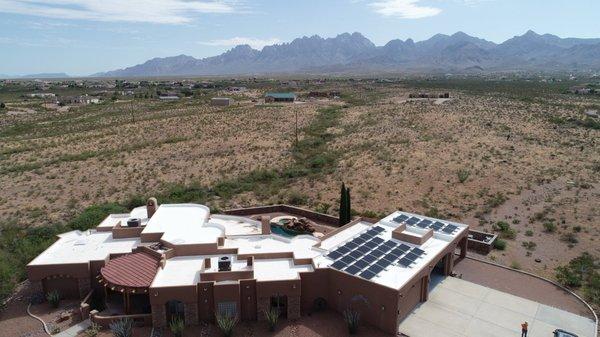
[521,321,528,337]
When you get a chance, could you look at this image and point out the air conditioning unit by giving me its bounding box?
[127,218,141,227]
[218,256,231,272]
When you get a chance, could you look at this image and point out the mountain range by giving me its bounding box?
[92,31,600,77]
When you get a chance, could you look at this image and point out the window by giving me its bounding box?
[217,301,237,317]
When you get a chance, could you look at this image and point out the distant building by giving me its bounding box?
[569,86,592,95]
[227,86,246,93]
[28,93,55,98]
[211,97,234,107]
[265,92,296,103]
[159,96,180,101]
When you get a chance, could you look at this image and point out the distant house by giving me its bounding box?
[265,92,295,103]
[159,96,180,101]
[28,93,55,98]
[211,97,234,107]
[227,86,246,93]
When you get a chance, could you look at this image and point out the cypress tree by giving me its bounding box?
[339,183,347,226]
[345,187,351,224]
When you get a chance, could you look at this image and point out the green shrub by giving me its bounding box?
[493,221,516,239]
[109,318,133,337]
[169,317,184,337]
[85,323,101,337]
[525,230,534,237]
[215,313,237,337]
[521,241,537,251]
[543,222,557,233]
[561,233,579,244]
[343,308,360,334]
[556,265,583,287]
[457,169,470,183]
[264,307,280,331]
[493,238,507,250]
[46,290,60,308]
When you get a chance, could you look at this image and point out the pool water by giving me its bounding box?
[270,224,296,238]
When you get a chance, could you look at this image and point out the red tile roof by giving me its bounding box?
[100,252,159,288]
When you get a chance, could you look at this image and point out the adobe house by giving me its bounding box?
[265,92,296,103]
[26,199,468,334]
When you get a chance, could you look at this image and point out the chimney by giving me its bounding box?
[261,216,271,235]
[146,197,158,218]
[217,237,225,246]
[247,256,253,267]
[204,258,211,269]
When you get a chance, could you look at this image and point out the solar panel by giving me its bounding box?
[391,247,407,257]
[362,231,375,238]
[327,251,343,259]
[420,219,432,226]
[352,237,366,245]
[348,250,363,259]
[358,234,371,241]
[382,253,397,262]
[388,249,403,259]
[442,225,457,234]
[340,255,354,264]
[335,246,349,255]
[367,264,384,274]
[393,214,409,223]
[382,240,397,248]
[343,242,358,250]
[363,240,378,249]
[405,252,419,262]
[376,259,392,268]
[374,246,392,255]
[398,243,411,251]
[412,247,425,256]
[331,260,346,269]
[356,245,370,254]
[345,265,362,275]
[406,217,420,225]
[416,220,429,228]
[431,221,444,230]
[362,254,377,264]
[398,257,413,267]
[359,270,376,280]
[371,237,384,244]
[353,259,369,270]
[372,226,385,233]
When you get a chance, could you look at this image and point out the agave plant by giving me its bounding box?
[343,308,360,335]
[46,290,60,308]
[215,313,238,337]
[169,316,185,337]
[264,307,280,331]
[110,318,133,337]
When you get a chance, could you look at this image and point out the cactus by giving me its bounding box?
[264,307,280,331]
[169,316,185,337]
[109,318,133,337]
[343,308,360,334]
[215,313,238,337]
[46,291,60,308]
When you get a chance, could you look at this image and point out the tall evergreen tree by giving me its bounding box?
[345,187,351,224]
[339,183,347,226]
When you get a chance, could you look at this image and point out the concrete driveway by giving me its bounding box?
[398,276,596,337]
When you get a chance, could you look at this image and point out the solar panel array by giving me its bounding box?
[326,226,426,280]
[392,214,459,235]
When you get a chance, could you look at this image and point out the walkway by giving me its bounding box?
[398,276,596,337]
[54,319,90,337]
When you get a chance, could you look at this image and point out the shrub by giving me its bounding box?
[493,238,507,250]
[169,317,184,337]
[525,230,533,237]
[215,313,237,337]
[561,233,579,244]
[457,169,470,183]
[46,291,60,308]
[343,308,360,334]
[543,222,557,233]
[85,323,101,337]
[521,241,537,251]
[510,261,521,270]
[493,221,516,239]
[264,307,280,331]
[556,265,583,287]
[110,318,133,337]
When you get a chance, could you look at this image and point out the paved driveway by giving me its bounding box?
[398,276,596,337]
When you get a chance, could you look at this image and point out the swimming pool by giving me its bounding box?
[270,224,295,238]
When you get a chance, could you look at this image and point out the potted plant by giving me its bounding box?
[169,316,185,337]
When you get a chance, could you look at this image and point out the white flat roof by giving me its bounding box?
[97,206,149,229]
[224,234,320,259]
[208,214,261,236]
[253,258,313,281]
[314,213,468,290]
[28,230,139,266]
[142,204,219,245]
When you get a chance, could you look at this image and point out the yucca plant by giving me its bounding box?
[215,313,238,337]
[343,308,360,334]
[46,291,60,308]
[169,316,185,337]
[85,323,101,337]
[264,307,280,331]
[109,318,133,337]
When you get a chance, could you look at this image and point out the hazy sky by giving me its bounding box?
[1,0,599,76]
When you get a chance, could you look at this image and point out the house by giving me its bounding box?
[211,97,234,107]
[28,93,56,98]
[159,96,180,101]
[26,198,468,334]
[265,92,296,103]
[227,87,247,93]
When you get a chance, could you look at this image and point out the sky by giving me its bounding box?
[0,0,599,76]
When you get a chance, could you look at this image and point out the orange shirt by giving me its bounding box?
[521,323,528,330]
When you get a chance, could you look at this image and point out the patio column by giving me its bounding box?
[459,236,468,259]
[420,274,430,302]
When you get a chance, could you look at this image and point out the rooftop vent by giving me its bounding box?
[127,218,141,227]
[218,256,231,272]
